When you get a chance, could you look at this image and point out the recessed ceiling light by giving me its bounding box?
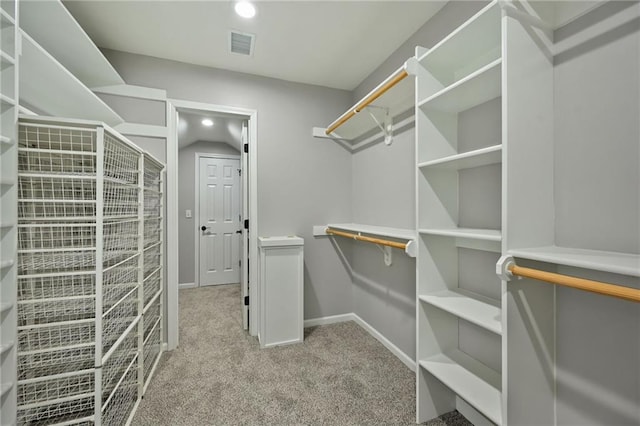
[202,119,214,127]
[235,1,256,19]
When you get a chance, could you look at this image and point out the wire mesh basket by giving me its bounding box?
[103,183,139,219]
[143,245,161,277]
[18,251,96,275]
[143,159,163,193]
[103,255,139,312]
[17,394,94,426]
[18,223,96,251]
[17,369,95,407]
[102,327,138,404]
[143,323,161,384]
[102,289,138,356]
[18,320,95,354]
[143,217,161,248]
[18,274,95,301]
[101,356,138,426]
[104,133,139,186]
[18,296,95,327]
[19,124,97,153]
[18,175,96,202]
[18,344,95,381]
[143,193,162,217]
[18,148,96,176]
[103,219,139,254]
[143,302,161,342]
[143,268,161,307]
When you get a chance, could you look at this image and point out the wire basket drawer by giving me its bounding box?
[143,162,163,192]
[18,148,96,176]
[143,245,161,277]
[18,345,95,381]
[18,251,96,275]
[101,356,138,426]
[103,183,139,219]
[102,326,138,404]
[18,224,96,251]
[143,217,161,248]
[19,124,97,153]
[104,219,140,254]
[18,274,95,301]
[17,370,95,407]
[103,256,139,312]
[143,269,161,308]
[18,320,95,354]
[102,289,139,356]
[104,133,139,186]
[143,193,162,217]
[17,394,95,426]
[18,296,95,327]
[143,302,161,342]
[143,323,161,384]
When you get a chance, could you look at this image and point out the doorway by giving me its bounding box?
[167,100,258,342]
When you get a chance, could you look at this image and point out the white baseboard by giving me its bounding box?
[179,282,197,289]
[304,313,354,328]
[352,313,416,372]
[304,312,415,372]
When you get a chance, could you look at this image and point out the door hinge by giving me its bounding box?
[243,144,248,153]
[244,296,249,306]
[244,219,249,230]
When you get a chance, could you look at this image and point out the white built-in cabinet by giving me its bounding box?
[0,0,18,424]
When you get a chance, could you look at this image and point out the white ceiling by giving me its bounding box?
[178,110,244,151]
[63,0,446,91]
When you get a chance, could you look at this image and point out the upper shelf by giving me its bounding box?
[326,223,416,241]
[319,59,417,141]
[509,246,640,278]
[19,0,124,89]
[19,31,124,127]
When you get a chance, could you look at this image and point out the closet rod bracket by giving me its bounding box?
[362,106,393,145]
[376,244,393,266]
[496,255,517,281]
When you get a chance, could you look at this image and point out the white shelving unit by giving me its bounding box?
[19,0,125,89]
[14,116,165,425]
[19,31,124,127]
[414,1,504,424]
[0,1,18,423]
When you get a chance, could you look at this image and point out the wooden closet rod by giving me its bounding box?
[508,264,640,303]
[325,228,407,250]
[325,69,409,135]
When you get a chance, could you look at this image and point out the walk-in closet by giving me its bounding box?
[0,0,638,424]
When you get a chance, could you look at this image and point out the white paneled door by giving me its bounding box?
[199,156,241,286]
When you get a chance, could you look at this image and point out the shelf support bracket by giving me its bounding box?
[496,255,517,281]
[375,244,393,266]
[362,106,393,146]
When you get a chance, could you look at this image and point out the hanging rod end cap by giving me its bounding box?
[497,255,515,281]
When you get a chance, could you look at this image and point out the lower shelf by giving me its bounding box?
[419,290,502,335]
[419,349,502,425]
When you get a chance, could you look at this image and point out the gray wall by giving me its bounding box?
[103,49,355,319]
[178,141,241,285]
[553,2,640,424]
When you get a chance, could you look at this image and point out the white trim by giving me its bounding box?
[115,123,168,138]
[352,313,416,372]
[194,152,241,288]
[303,313,416,372]
[167,98,259,340]
[178,282,197,290]
[92,84,167,101]
[304,313,354,328]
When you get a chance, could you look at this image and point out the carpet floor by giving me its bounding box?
[132,284,471,425]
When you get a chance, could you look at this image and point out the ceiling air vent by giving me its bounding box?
[229,30,255,56]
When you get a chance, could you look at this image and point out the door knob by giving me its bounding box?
[201,225,207,231]
[236,230,242,234]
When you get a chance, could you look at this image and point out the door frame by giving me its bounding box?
[167,99,258,344]
[194,152,241,288]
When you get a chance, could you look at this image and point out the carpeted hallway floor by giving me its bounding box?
[132,284,471,425]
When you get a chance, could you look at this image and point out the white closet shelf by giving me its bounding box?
[0,382,13,398]
[0,135,11,146]
[0,341,13,355]
[19,31,124,127]
[418,144,502,170]
[0,7,15,25]
[419,290,502,335]
[419,228,501,242]
[418,1,501,83]
[0,259,14,269]
[0,50,15,69]
[326,223,416,241]
[1,93,16,109]
[320,62,415,141]
[419,350,502,425]
[20,0,124,89]
[509,246,640,278]
[418,59,501,113]
[0,302,13,313]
